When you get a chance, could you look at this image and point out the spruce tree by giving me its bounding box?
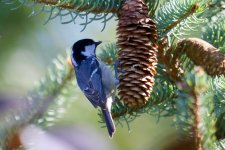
[1,0,225,149]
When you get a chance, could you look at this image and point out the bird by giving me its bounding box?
[71,39,117,137]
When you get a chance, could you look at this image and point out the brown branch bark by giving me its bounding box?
[191,84,202,150]
[176,67,205,150]
[158,37,184,82]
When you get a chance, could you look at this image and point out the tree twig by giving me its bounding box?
[164,3,199,33]
[176,67,205,150]
[35,0,121,13]
[3,56,74,149]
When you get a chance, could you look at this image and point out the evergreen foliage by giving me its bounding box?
[1,0,225,149]
[0,53,75,149]
[2,0,121,31]
[202,18,225,52]
[156,0,206,39]
[175,68,217,149]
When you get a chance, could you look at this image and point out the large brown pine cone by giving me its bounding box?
[117,0,158,108]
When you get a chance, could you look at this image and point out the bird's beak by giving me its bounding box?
[95,41,102,46]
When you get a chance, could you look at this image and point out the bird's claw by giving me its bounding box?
[114,60,125,80]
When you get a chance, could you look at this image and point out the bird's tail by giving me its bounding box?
[101,108,115,138]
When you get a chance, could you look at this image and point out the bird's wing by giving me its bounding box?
[75,58,106,107]
[98,60,117,97]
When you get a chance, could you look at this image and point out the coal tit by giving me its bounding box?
[71,39,117,137]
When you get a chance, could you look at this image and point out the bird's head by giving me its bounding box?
[71,39,102,65]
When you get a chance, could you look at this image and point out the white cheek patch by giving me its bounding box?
[81,44,96,57]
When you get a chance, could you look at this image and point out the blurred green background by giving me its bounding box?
[0,2,178,150]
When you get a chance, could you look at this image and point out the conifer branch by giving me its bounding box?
[156,0,205,39]
[34,0,121,13]
[192,90,202,150]
[111,93,175,120]
[177,76,203,150]
[164,3,199,33]
[202,19,225,53]
[208,1,225,10]
[176,67,216,150]
[30,57,74,122]
[2,55,74,149]
[210,76,225,140]
[189,73,203,150]
[163,47,184,82]
[158,37,184,82]
[111,100,144,119]
[157,37,167,63]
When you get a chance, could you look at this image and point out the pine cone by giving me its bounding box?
[117,0,158,108]
[176,38,225,76]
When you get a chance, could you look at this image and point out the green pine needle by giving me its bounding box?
[0,53,75,148]
[202,19,225,53]
[156,0,207,40]
[4,0,121,31]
